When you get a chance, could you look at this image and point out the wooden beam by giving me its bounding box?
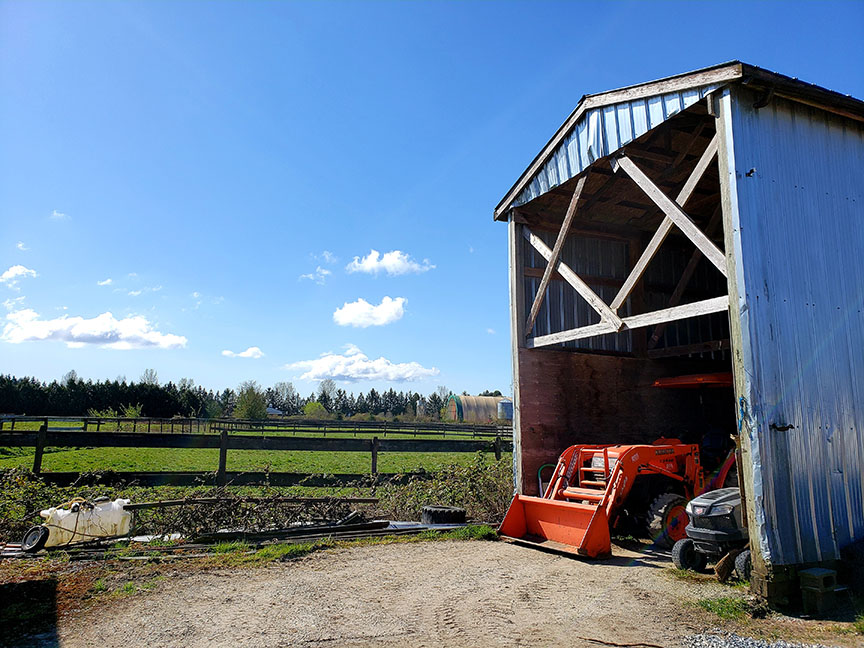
[525,176,587,335]
[527,295,729,348]
[648,206,723,349]
[624,295,729,329]
[613,153,727,275]
[523,228,624,330]
[610,134,720,311]
[646,339,730,359]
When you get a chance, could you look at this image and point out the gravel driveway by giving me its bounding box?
[44,540,849,648]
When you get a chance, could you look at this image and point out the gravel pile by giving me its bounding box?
[684,632,837,648]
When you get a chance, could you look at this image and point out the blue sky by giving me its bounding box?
[1,1,862,396]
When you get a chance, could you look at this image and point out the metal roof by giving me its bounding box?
[495,61,864,220]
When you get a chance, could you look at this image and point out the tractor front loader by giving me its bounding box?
[499,439,706,558]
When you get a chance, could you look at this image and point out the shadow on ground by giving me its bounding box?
[0,579,59,647]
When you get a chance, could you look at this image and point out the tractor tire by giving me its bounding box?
[647,492,689,549]
[672,538,707,572]
[421,506,466,525]
[21,526,49,553]
[735,548,752,581]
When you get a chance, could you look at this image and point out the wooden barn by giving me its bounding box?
[496,61,864,599]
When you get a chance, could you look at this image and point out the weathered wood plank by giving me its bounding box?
[613,154,727,274]
[524,228,624,330]
[610,135,721,311]
[648,206,724,349]
[527,296,729,348]
[0,431,511,454]
[525,175,587,335]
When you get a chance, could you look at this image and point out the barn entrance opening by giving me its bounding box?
[510,102,738,496]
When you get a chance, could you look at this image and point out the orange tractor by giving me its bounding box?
[499,374,737,558]
[500,439,736,557]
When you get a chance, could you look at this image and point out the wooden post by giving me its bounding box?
[371,436,379,475]
[509,213,526,493]
[96,418,101,432]
[494,435,503,461]
[217,427,228,486]
[33,420,48,474]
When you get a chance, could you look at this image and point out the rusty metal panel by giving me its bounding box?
[515,84,721,208]
[724,87,864,566]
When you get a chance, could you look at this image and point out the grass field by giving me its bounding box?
[0,446,507,474]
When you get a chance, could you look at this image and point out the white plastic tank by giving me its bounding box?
[40,498,132,547]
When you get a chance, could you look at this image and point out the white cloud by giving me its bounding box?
[486,328,496,335]
[1,265,38,289]
[221,346,265,359]
[50,209,68,220]
[2,309,187,350]
[16,242,28,251]
[333,296,405,328]
[287,345,439,383]
[127,285,161,297]
[315,250,338,265]
[345,250,434,276]
[97,278,113,286]
[3,296,25,310]
[299,266,332,285]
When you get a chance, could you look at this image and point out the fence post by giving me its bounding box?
[371,436,379,475]
[494,435,502,461]
[217,427,228,486]
[33,420,48,474]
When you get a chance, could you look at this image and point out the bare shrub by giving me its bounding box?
[374,452,512,524]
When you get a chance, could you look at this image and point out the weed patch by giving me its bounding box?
[696,596,749,620]
[114,581,137,597]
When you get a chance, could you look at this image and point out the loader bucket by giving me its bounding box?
[498,494,611,558]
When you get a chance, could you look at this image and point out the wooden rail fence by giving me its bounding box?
[0,416,513,487]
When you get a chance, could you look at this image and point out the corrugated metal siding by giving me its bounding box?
[514,85,721,208]
[725,88,864,566]
[522,231,632,353]
[523,230,729,355]
[446,396,508,422]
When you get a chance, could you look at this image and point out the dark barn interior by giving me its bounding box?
[506,101,737,495]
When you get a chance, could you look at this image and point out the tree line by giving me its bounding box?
[0,372,501,421]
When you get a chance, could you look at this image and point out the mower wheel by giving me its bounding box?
[647,492,689,549]
[421,506,466,525]
[734,548,752,581]
[21,526,49,553]
[672,538,707,572]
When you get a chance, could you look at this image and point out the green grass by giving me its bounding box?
[854,611,864,635]
[696,596,749,620]
[0,446,509,474]
[114,581,137,597]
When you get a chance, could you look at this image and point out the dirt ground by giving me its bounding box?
[12,539,856,648]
